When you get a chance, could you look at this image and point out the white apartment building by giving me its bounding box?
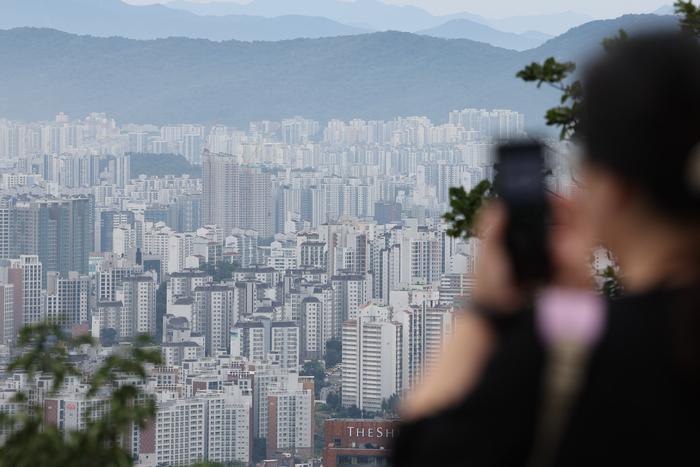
[0,282,15,344]
[45,391,113,433]
[0,173,43,190]
[290,283,333,360]
[96,253,141,301]
[270,322,300,370]
[202,389,252,464]
[112,226,136,257]
[202,154,240,237]
[120,275,157,337]
[0,256,43,326]
[342,305,401,411]
[266,243,298,271]
[233,266,280,287]
[161,341,204,366]
[301,297,323,359]
[340,298,457,401]
[142,224,173,271]
[231,320,299,370]
[193,285,235,356]
[399,230,442,284]
[167,268,212,306]
[438,273,477,306]
[267,378,314,458]
[250,363,312,443]
[299,242,327,269]
[167,233,196,275]
[394,301,457,391]
[230,280,263,317]
[44,271,90,332]
[0,389,27,445]
[331,272,370,334]
[378,244,402,305]
[140,385,252,466]
[342,183,375,218]
[232,321,266,362]
[92,300,126,339]
[43,376,154,460]
[0,208,9,260]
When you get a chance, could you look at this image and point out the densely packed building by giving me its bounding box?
[0,108,579,465]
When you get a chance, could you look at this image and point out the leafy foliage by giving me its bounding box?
[199,261,240,283]
[328,404,376,420]
[256,236,277,247]
[381,394,401,414]
[325,391,342,412]
[101,153,201,178]
[443,180,492,239]
[100,327,119,347]
[314,435,326,456]
[0,323,162,467]
[301,359,325,381]
[508,10,698,299]
[676,1,700,38]
[8,322,93,394]
[127,153,202,178]
[600,266,624,299]
[252,437,267,465]
[324,339,342,368]
[301,359,329,398]
[600,29,629,54]
[516,10,691,144]
[196,461,247,467]
[516,57,581,141]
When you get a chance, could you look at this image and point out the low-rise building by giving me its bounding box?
[322,419,401,467]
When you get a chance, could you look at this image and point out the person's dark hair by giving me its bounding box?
[582,33,700,217]
[584,34,700,391]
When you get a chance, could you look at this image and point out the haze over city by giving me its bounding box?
[0,1,697,467]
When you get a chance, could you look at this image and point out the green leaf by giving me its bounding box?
[0,321,160,467]
[601,29,629,54]
[516,57,576,88]
[443,179,492,239]
[676,1,700,38]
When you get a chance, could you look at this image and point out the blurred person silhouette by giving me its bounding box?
[394,33,700,467]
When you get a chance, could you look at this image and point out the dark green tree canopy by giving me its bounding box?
[0,323,162,467]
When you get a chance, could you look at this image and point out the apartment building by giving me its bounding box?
[341,305,402,411]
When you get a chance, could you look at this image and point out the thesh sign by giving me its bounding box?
[346,426,396,438]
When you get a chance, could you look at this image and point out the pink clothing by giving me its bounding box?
[536,288,607,347]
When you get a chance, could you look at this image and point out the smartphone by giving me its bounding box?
[497,143,551,285]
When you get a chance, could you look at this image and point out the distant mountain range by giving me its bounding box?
[416,20,553,52]
[165,0,594,36]
[0,0,679,51]
[0,14,679,133]
[653,5,677,15]
[0,0,593,49]
[0,0,372,41]
[0,0,679,50]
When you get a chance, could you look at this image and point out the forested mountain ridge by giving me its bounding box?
[0,14,678,132]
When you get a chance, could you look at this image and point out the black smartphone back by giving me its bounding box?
[497,143,551,285]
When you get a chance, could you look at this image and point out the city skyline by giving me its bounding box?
[0,1,696,465]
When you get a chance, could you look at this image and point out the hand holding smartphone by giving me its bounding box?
[497,143,551,286]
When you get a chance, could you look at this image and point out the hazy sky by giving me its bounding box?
[371,0,670,18]
[126,0,672,19]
